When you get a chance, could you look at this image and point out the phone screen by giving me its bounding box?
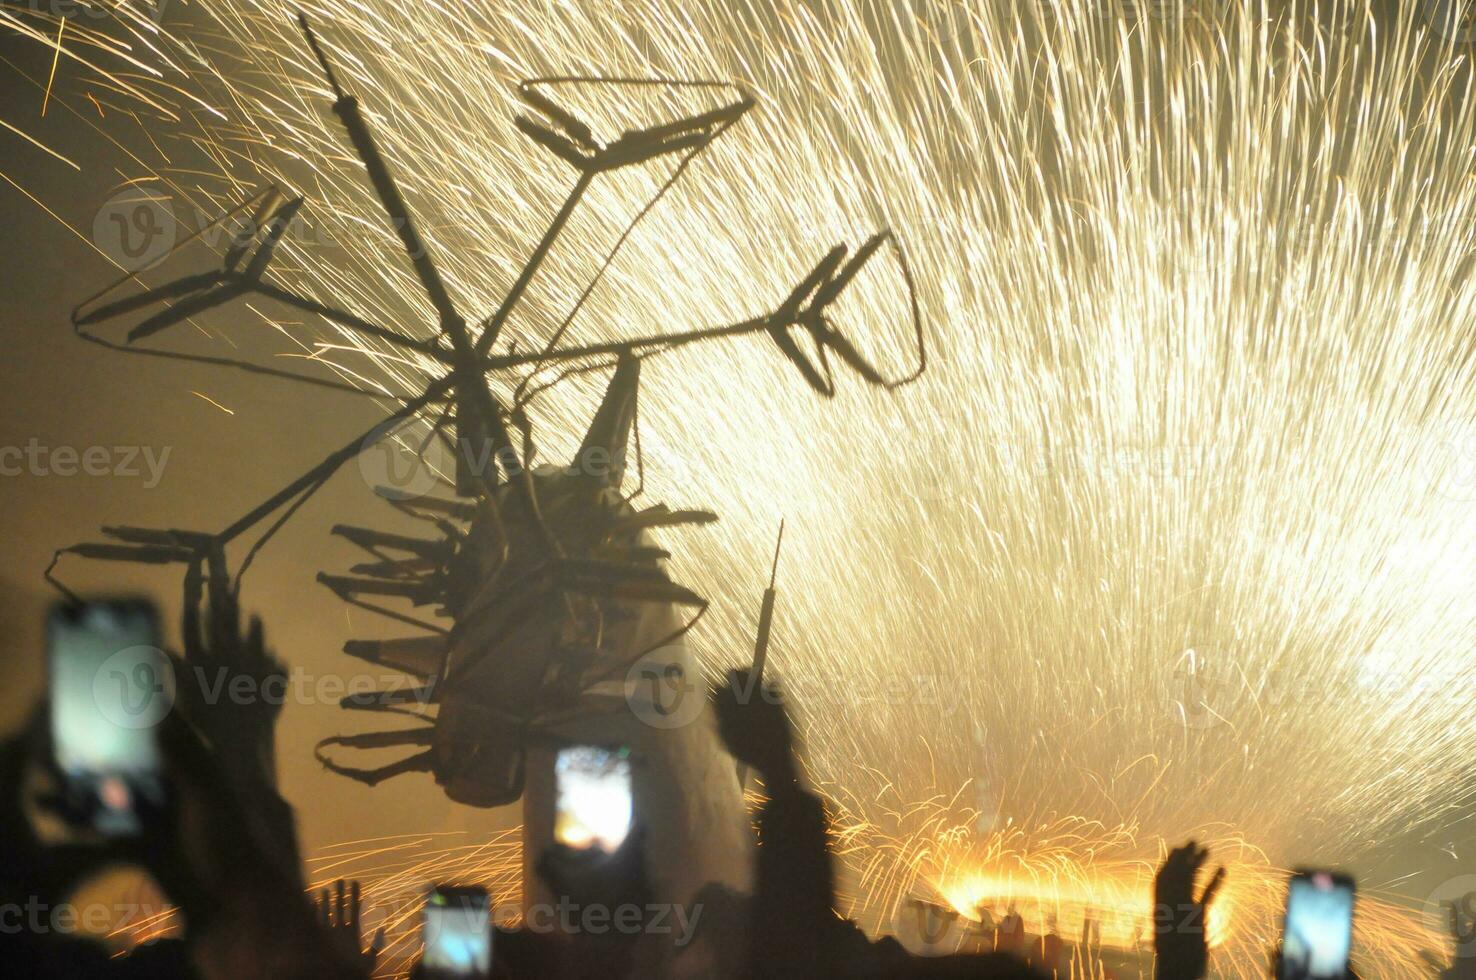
[46,600,168,837]
[553,745,633,854]
[422,885,491,977]
[1280,869,1355,980]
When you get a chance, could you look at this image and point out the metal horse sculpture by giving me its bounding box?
[51,15,924,922]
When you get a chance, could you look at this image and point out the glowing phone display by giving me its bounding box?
[553,745,633,854]
[423,885,491,977]
[47,600,167,837]
[1280,869,1356,980]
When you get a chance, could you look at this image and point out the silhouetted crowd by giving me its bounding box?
[3,596,1476,980]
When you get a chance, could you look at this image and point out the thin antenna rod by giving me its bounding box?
[297,13,344,101]
[751,518,784,682]
[738,519,786,791]
[768,518,785,589]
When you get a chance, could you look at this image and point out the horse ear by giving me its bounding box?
[575,353,639,489]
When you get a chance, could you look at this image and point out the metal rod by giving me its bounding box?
[749,519,784,678]
[473,169,595,357]
[245,280,445,356]
[217,376,451,544]
[299,14,465,339]
[297,17,549,550]
[482,313,774,372]
[738,519,785,790]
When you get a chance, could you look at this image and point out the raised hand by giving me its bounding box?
[1153,841,1225,980]
[176,553,304,888]
[178,551,288,786]
[710,668,798,787]
[139,713,368,979]
[315,879,384,974]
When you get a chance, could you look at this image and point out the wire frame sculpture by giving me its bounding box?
[48,15,926,808]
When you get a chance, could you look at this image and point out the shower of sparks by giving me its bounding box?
[303,831,525,976]
[101,813,1455,980]
[106,832,524,978]
[11,1,1476,976]
[821,789,1454,978]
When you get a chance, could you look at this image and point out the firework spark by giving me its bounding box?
[824,789,1452,978]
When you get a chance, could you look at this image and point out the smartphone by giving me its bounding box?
[422,885,491,978]
[46,599,169,837]
[553,744,633,854]
[1279,869,1356,980]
